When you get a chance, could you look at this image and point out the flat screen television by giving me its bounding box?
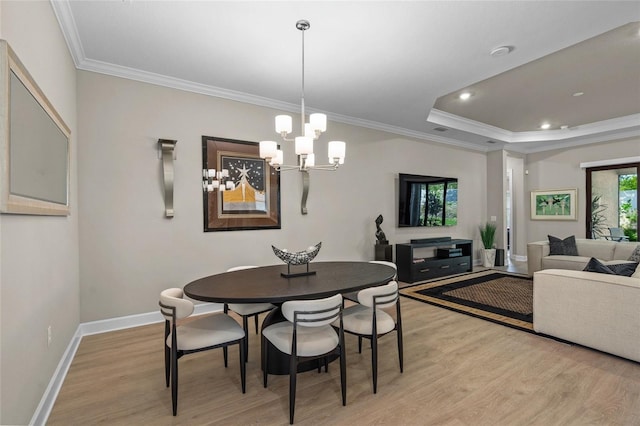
[398,173,458,227]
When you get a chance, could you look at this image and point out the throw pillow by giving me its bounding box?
[548,235,579,256]
[607,262,639,277]
[583,257,615,275]
[633,263,640,279]
[583,258,639,277]
[628,245,640,262]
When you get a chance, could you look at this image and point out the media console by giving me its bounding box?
[396,237,473,283]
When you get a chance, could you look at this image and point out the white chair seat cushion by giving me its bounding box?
[338,304,396,335]
[167,313,245,351]
[263,321,339,357]
[228,303,274,316]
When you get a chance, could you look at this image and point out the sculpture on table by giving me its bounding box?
[272,242,321,278]
[375,214,388,245]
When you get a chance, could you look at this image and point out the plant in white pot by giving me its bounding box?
[479,222,497,268]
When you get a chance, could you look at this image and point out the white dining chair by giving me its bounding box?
[344,260,397,303]
[159,288,246,416]
[339,280,403,394]
[225,266,276,361]
[262,293,346,424]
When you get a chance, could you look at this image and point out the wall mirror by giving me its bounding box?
[0,40,70,216]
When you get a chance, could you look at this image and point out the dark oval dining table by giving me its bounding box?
[183,261,396,304]
[183,261,396,374]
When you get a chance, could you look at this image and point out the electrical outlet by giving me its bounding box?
[47,325,52,347]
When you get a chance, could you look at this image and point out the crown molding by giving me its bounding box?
[428,109,640,146]
[50,0,639,155]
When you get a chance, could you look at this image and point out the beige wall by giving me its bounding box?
[525,137,640,243]
[77,70,488,322]
[0,1,79,425]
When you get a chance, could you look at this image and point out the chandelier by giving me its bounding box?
[259,20,346,173]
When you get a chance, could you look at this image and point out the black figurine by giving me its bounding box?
[375,214,388,245]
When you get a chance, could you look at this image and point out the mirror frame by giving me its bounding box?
[0,40,71,216]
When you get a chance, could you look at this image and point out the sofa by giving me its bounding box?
[527,238,639,276]
[528,237,640,362]
[534,268,640,362]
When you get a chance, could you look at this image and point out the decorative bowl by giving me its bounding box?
[272,242,322,265]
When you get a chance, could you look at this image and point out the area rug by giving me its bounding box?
[400,270,534,332]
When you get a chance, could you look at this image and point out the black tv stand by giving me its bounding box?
[396,238,473,283]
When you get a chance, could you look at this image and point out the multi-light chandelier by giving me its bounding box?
[259,20,346,174]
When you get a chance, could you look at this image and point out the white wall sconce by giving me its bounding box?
[158,139,177,218]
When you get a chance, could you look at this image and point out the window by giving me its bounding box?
[587,163,638,241]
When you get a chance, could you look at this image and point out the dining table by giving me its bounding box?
[183,260,396,374]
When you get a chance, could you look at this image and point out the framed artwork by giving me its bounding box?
[202,136,280,231]
[530,188,577,220]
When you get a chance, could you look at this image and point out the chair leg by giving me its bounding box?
[289,355,297,425]
[397,328,404,373]
[371,334,378,394]
[223,346,228,368]
[262,335,269,388]
[242,316,250,362]
[171,346,178,416]
[164,343,170,387]
[254,314,259,334]
[340,341,347,406]
[358,336,362,353]
[239,339,246,393]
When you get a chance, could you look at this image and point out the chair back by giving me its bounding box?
[609,228,624,238]
[369,261,397,278]
[159,288,194,322]
[227,265,258,272]
[357,281,398,309]
[282,294,343,327]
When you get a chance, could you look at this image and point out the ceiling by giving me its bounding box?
[51,1,640,153]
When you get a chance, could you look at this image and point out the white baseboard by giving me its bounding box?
[30,302,223,425]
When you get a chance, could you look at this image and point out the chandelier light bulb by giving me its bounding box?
[259,141,278,160]
[309,113,327,132]
[295,136,313,155]
[275,115,292,134]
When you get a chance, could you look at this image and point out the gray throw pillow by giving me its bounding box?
[548,235,578,256]
[583,257,615,274]
[628,245,640,262]
[584,257,639,277]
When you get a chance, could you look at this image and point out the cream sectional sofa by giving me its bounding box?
[527,238,638,276]
[529,238,640,363]
[534,269,640,362]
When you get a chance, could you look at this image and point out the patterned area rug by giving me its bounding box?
[400,270,534,332]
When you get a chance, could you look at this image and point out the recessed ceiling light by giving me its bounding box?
[458,92,473,101]
[572,91,584,97]
[560,125,569,130]
[490,46,513,57]
[540,123,551,130]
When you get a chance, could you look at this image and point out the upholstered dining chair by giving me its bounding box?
[225,265,276,361]
[262,294,346,424]
[159,288,246,416]
[339,280,403,394]
[343,260,397,304]
[605,227,630,242]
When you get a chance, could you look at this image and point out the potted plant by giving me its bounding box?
[479,222,497,267]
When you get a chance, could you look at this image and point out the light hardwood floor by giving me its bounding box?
[48,293,640,425]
